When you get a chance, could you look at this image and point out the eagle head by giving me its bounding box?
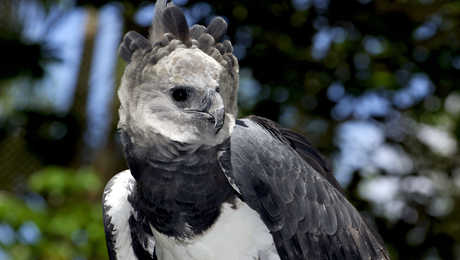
[117,1,238,164]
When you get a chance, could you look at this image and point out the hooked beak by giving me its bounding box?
[210,107,225,133]
[184,89,225,133]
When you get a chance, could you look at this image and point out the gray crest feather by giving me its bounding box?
[162,6,190,44]
[206,17,227,41]
[119,31,151,62]
[190,24,207,40]
[149,0,190,45]
[198,33,215,51]
[222,40,233,53]
[150,0,169,43]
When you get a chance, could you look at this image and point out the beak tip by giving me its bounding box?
[213,108,225,134]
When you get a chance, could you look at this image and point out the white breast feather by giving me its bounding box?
[105,170,279,260]
[152,198,280,260]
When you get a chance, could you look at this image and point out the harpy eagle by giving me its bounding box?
[102,1,390,259]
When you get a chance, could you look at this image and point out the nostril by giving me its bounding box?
[215,87,221,93]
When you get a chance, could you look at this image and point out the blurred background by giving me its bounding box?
[0,0,459,259]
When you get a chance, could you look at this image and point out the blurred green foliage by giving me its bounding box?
[0,167,105,260]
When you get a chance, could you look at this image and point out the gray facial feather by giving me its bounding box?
[118,47,234,153]
[118,0,239,160]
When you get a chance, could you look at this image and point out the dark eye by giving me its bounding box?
[172,87,189,102]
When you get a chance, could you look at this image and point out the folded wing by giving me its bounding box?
[228,117,389,260]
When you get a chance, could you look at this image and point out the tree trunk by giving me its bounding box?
[69,7,99,167]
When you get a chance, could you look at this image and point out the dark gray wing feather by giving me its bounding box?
[248,115,343,193]
[229,117,389,260]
